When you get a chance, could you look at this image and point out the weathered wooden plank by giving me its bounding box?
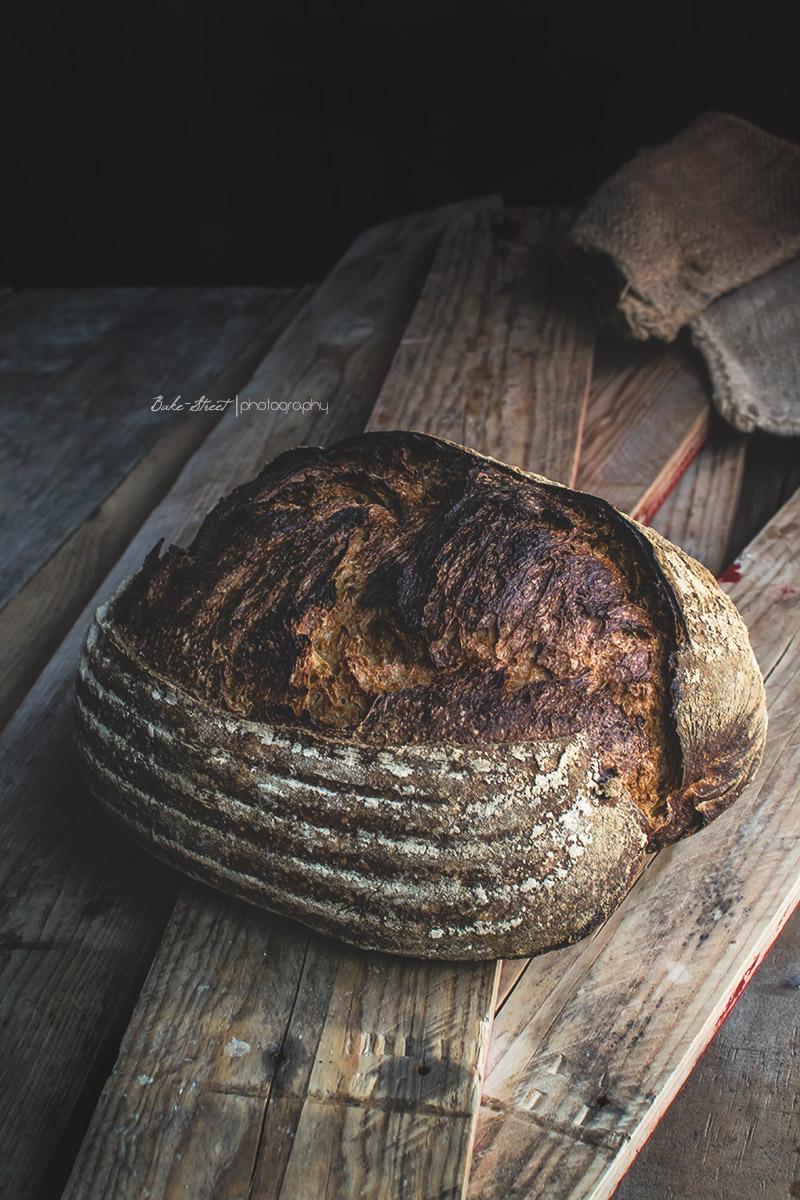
[648,418,748,579]
[0,287,305,610]
[613,434,800,1200]
[0,287,310,732]
[64,884,498,1200]
[370,206,593,483]
[575,332,712,522]
[614,905,800,1200]
[252,951,496,1200]
[611,437,798,1200]
[60,887,313,1199]
[468,484,800,1200]
[724,431,800,579]
[0,199,471,1200]
[61,203,595,1200]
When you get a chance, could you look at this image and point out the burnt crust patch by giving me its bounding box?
[115,431,686,834]
[77,431,768,958]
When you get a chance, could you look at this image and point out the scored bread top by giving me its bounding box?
[115,430,687,840]
[79,430,767,957]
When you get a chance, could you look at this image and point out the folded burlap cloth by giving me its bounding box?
[563,112,800,433]
[689,256,800,435]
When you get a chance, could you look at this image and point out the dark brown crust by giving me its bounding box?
[115,431,684,831]
[74,431,768,959]
[634,524,768,846]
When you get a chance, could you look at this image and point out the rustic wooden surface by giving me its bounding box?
[0,287,310,731]
[60,199,595,1200]
[1,200,799,1200]
[0,199,474,1200]
[574,331,712,523]
[371,205,592,483]
[469,482,800,1200]
[64,885,499,1200]
[648,417,748,579]
[0,287,304,610]
[616,431,800,1200]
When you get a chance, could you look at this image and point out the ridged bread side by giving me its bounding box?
[74,591,651,960]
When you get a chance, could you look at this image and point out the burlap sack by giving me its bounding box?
[689,256,800,436]
[564,113,800,341]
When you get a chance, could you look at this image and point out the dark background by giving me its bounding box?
[4,1,798,286]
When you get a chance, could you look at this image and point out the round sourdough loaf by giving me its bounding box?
[74,431,767,959]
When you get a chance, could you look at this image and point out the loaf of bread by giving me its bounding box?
[74,431,767,959]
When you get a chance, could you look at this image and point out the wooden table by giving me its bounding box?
[2,198,800,1200]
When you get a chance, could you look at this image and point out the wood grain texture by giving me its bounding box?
[612,440,798,1200]
[648,417,748,579]
[468,484,800,1200]
[614,901,800,1200]
[64,885,498,1200]
[0,287,309,732]
[0,200,467,1200]
[576,331,712,522]
[369,205,594,485]
[61,888,313,1200]
[0,287,303,609]
[61,202,596,1200]
[725,431,800,575]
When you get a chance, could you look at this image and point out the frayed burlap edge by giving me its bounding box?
[564,113,800,342]
[689,256,800,436]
